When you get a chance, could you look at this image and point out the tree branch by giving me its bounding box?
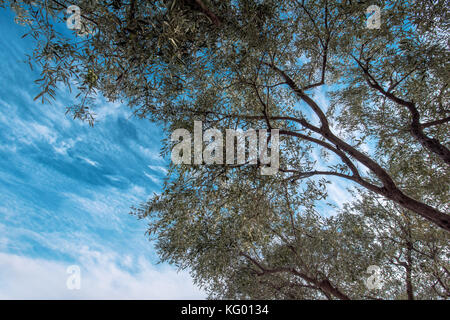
[239,251,351,300]
[351,55,450,165]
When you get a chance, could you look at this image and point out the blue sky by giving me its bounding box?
[0,8,204,299]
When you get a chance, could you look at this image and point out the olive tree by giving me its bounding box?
[2,0,449,299]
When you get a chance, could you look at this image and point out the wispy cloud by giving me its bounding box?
[78,156,99,167]
[0,251,205,299]
[148,165,168,175]
[144,172,161,185]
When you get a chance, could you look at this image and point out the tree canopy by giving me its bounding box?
[2,0,449,299]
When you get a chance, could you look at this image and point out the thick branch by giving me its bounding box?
[352,56,450,165]
[421,116,450,129]
[239,252,351,300]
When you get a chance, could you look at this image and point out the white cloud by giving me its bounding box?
[53,137,81,156]
[78,156,99,167]
[0,98,77,155]
[326,179,353,210]
[0,251,205,299]
[93,100,126,121]
[148,165,168,175]
[144,172,160,184]
[130,185,146,196]
[138,145,163,162]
